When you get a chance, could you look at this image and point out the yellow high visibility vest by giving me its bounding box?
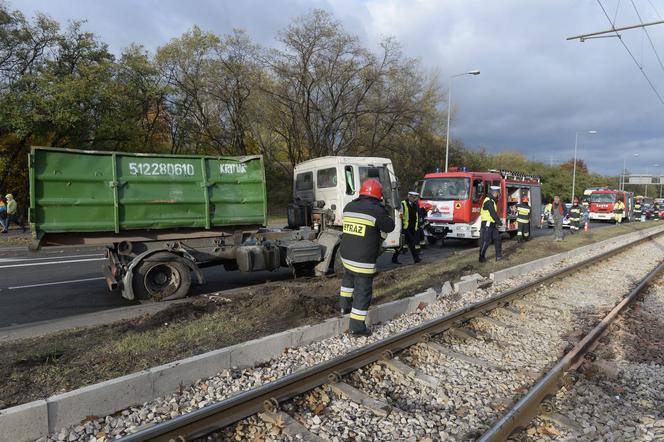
[544,203,552,214]
[480,197,497,222]
[401,200,419,230]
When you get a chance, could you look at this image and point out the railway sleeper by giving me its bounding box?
[328,381,391,417]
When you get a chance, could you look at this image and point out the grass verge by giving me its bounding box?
[0,221,661,409]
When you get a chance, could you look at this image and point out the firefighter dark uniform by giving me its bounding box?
[654,203,660,220]
[479,187,503,262]
[516,198,531,242]
[417,205,428,247]
[569,200,582,232]
[634,200,642,221]
[393,192,421,264]
[340,179,395,336]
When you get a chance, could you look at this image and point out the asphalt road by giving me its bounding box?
[0,223,608,328]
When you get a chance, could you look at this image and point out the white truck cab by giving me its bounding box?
[292,156,402,249]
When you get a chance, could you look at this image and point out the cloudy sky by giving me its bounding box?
[11,0,664,176]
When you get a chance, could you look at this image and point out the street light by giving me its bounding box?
[444,69,480,172]
[653,164,663,198]
[621,153,639,190]
[571,130,597,201]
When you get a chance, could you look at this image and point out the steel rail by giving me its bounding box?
[479,256,664,441]
[120,228,664,442]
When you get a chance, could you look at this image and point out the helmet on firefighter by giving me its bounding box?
[573,197,579,204]
[359,179,383,200]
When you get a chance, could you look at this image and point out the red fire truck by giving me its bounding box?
[417,169,541,244]
[587,188,634,222]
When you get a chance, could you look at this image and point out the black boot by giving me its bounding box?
[349,327,372,337]
[392,254,400,264]
[340,308,351,316]
[479,255,486,263]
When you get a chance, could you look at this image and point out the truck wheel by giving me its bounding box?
[427,236,438,246]
[133,252,192,302]
[332,247,343,277]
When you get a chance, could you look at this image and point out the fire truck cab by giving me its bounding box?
[417,169,541,243]
[588,189,634,222]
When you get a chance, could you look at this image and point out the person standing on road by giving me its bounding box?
[3,194,25,233]
[339,179,395,337]
[516,195,531,242]
[0,196,7,232]
[569,197,582,233]
[654,201,661,220]
[634,198,642,222]
[541,200,552,228]
[552,195,565,241]
[392,191,422,264]
[614,198,625,224]
[479,186,503,262]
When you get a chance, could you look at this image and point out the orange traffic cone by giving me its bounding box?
[584,221,589,232]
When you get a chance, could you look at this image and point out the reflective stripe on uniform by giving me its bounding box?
[350,308,368,321]
[343,212,377,225]
[517,206,530,223]
[341,257,377,274]
[340,286,354,298]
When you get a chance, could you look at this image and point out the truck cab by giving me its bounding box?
[292,156,402,249]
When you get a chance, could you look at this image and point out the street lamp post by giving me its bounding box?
[621,153,639,190]
[444,69,480,172]
[571,130,597,201]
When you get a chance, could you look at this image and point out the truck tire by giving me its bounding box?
[332,246,343,277]
[133,252,192,302]
[427,236,438,246]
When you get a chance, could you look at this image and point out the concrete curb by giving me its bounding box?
[3,224,663,440]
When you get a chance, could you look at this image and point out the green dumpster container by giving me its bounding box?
[29,147,267,237]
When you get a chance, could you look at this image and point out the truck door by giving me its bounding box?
[314,166,342,223]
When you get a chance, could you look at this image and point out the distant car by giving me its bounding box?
[645,206,664,219]
[547,203,572,229]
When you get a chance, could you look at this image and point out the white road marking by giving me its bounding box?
[8,277,105,290]
[0,253,103,263]
[0,257,105,269]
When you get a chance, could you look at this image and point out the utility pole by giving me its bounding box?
[567,19,664,42]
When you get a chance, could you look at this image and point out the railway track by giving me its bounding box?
[114,231,664,442]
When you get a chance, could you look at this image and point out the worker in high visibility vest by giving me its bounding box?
[634,198,642,221]
[569,197,582,233]
[479,186,503,262]
[339,179,395,337]
[516,195,531,242]
[392,191,422,264]
[613,199,625,224]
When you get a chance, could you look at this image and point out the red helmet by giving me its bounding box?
[359,179,383,200]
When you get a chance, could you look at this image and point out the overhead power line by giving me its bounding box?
[592,0,664,105]
[630,0,664,74]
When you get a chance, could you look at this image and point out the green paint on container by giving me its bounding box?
[29,147,267,234]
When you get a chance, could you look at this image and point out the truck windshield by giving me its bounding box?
[590,193,616,203]
[420,177,470,201]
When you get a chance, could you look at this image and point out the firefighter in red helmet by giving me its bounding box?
[339,178,395,337]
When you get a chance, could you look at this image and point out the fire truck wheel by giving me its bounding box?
[427,236,438,246]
